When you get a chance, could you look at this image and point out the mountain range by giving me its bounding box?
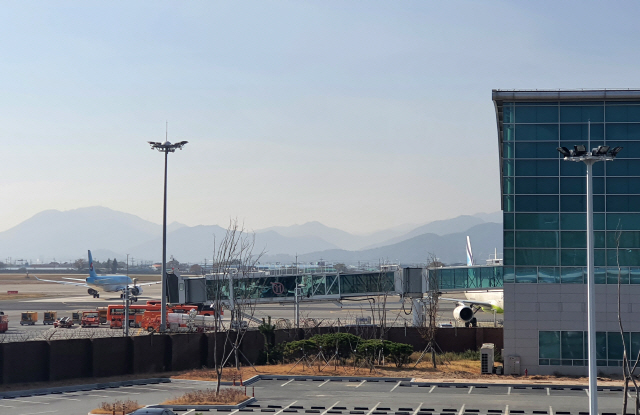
[0,206,502,265]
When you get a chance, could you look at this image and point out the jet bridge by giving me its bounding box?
[167,268,402,306]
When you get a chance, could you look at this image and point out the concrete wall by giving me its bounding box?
[2,341,49,384]
[93,337,132,378]
[0,326,502,385]
[504,283,640,376]
[49,339,92,381]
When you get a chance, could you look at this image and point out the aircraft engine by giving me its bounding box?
[88,288,97,296]
[453,305,474,322]
[130,286,141,296]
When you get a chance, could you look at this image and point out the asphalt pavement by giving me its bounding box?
[0,377,628,415]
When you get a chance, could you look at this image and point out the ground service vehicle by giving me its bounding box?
[43,311,57,325]
[107,302,214,329]
[72,311,82,324]
[53,317,74,328]
[81,311,100,328]
[20,311,37,325]
[96,307,108,324]
[0,312,8,333]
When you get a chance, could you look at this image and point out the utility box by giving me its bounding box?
[505,355,521,375]
[480,343,495,374]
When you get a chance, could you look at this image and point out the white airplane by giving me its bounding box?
[35,250,160,300]
[439,236,504,326]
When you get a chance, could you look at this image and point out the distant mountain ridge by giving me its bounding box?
[0,206,502,265]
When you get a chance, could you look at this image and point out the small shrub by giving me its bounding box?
[164,387,247,405]
[91,399,142,414]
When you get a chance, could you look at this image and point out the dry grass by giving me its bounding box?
[163,387,248,405]
[90,399,142,414]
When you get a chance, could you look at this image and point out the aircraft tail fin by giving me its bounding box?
[88,250,98,279]
[466,236,474,266]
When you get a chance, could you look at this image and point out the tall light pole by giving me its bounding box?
[557,137,622,415]
[148,137,188,332]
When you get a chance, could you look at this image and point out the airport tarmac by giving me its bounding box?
[0,274,501,338]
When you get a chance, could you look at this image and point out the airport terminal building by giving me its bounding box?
[493,90,640,375]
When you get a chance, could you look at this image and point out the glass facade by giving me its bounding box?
[539,330,640,367]
[204,271,396,302]
[428,265,503,290]
[499,99,640,281]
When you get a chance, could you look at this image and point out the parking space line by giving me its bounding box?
[12,399,49,405]
[228,409,240,415]
[390,381,401,392]
[274,400,299,415]
[356,380,366,388]
[468,386,474,394]
[457,404,465,415]
[549,406,553,415]
[318,380,330,388]
[0,404,15,408]
[105,390,140,395]
[505,405,509,415]
[365,402,381,415]
[320,401,340,415]
[281,379,294,387]
[86,394,111,398]
[128,386,171,392]
[15,411,57,415]
[38,396,80,401]
[428,386,436,393]
[411,403,423,415]
[546,388,550,396]
[507,387,511,395]
[585,389,589,397]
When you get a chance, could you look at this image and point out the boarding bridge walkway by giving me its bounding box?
[166,265,504,306]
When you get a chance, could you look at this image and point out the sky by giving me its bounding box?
[2,1,640,235]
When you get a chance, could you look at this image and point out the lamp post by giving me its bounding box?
[557,140,622,415]
[148,138,188,332]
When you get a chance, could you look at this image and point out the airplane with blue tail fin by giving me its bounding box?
[35,250,160,300]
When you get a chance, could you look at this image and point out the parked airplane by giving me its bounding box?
[439,236,504,326]
[35,250,160,300]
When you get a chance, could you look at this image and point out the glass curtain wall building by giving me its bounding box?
[493,89,640,374]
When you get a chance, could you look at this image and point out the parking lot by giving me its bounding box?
[0,376,629,415]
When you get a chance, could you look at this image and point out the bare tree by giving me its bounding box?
[210,219,263,394]
[414,254,441,368]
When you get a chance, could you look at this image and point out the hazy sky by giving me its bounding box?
[2,1,640,234]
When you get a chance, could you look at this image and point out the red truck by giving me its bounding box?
[0,312,8,333]
[81,311,100,328]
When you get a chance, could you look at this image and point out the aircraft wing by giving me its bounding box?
[35,276,89,287]
[133,281,162,287]
[62,277,88,282]
[439,297,495,308]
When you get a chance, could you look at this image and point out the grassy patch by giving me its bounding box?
[90,399,142,414]
[163,388,248,405]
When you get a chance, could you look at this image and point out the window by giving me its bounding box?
[515,160,559,176]
[515,177,559,194]
[540,330,640,366]
[515,249,558,266]
[515,213,559,230]
[515,195,559,212]
[515,106,559,123]
[560,124,604,142]
[605,104,640,122]
[515,231,558,248]
[560,106,604,123]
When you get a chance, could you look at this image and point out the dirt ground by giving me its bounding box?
[174,361,625,387]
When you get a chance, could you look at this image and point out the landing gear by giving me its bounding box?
[88,289,99,298]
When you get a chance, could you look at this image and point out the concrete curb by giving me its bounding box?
[0,377,171,399]
[148,396,256,411]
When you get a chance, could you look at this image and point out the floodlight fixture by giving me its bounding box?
[593,145,610,156]
[609,146,624,157]
[557,147,571,157]
[574,145,587,156]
